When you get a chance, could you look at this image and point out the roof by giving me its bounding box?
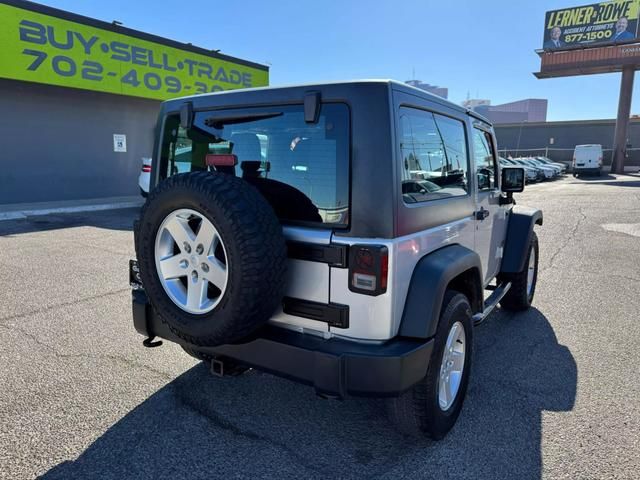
[168,79,490,123]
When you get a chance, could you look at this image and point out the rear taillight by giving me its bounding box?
[348,245,388,296]
[142,165,152,173]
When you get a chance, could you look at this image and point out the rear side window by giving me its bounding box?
[159,104,350,226]
[399,107,469,203]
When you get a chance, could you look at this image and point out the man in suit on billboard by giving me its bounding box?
[544,26,564,49]
[613,17,635,41]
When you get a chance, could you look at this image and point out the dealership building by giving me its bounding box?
[0,0,268,205]
[495,117,640,168]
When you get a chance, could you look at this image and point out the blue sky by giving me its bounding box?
[39,0,639,121]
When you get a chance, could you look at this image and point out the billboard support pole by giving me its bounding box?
[611,66,635,174]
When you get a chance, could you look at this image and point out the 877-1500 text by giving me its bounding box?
[23,49,224,94]
[564,30,613,42]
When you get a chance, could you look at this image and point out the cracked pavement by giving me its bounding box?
[1,175,640,479]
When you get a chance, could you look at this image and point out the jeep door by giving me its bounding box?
[471,123,508,284]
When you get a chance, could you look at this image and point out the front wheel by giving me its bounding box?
[388,291,473,439]
[499,231,539,311]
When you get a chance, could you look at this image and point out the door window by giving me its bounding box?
[473,129,497,191]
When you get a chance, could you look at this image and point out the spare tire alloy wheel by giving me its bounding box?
[136,172,287,347]
[155,209,228,315]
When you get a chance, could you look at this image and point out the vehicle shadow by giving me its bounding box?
[571,173,617,181]
[568,179,640,188]
[0,207,139,236]
[41,308,575,480]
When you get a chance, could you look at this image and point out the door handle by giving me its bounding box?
[475,208,490,221]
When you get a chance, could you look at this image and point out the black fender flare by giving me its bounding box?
[398,244,483,339]
[500,206,543,274]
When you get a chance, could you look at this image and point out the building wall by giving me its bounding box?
[0,78,160,204]
[488,99,548,123]
[494,118,640,166]
[405,80,448,99]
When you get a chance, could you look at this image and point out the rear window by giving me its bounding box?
[158,103,350,226]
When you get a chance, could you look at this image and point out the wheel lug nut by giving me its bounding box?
[196,244,204,255]
[183,242,192,254]
[201,263,209,273]
[191,270,198,282]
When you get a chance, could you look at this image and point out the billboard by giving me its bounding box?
[543,0,640,50]
[0,1,269,101]
[536,42,640,77]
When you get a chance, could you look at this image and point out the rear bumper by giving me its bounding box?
[573,167,601,174]
[132,290,434,398]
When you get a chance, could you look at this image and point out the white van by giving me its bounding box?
[573,144,603,176]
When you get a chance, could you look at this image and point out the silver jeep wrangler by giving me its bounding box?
[130,80,542,439]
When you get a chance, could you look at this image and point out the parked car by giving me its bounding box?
[527,157,562,176]
[511,158,551,180]
[518,158,557,179]
[138,157,152,197]
[500,157,538,183]
[129,80,542,439]
[536,156,567,174]
[573,144,603,176]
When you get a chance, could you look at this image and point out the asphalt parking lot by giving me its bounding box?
[1,174,639,480]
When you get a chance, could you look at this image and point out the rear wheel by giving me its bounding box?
[499,231,539,311]
[388,291,473,439]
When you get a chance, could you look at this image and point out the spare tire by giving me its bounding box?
[135,171,287,346]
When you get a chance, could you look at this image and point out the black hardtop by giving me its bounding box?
[154,80,490,239]
[162,79,470,116]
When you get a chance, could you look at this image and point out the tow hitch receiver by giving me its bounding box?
[211,358,225,377]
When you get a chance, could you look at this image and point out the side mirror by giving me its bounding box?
[501,167,525,193]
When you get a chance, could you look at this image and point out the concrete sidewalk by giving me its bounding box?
[0,196,144,221]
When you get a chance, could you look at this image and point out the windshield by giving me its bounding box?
[159,103,350,226]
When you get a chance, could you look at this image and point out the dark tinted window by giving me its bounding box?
[159,104,350,226]
[399,107,469,203]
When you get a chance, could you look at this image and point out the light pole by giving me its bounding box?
[515,119,528,157]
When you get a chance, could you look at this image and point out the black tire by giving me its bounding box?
[573,172,578,178]
[499,231,539,311]
[136,171,287,346]
[388,290,473,439]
